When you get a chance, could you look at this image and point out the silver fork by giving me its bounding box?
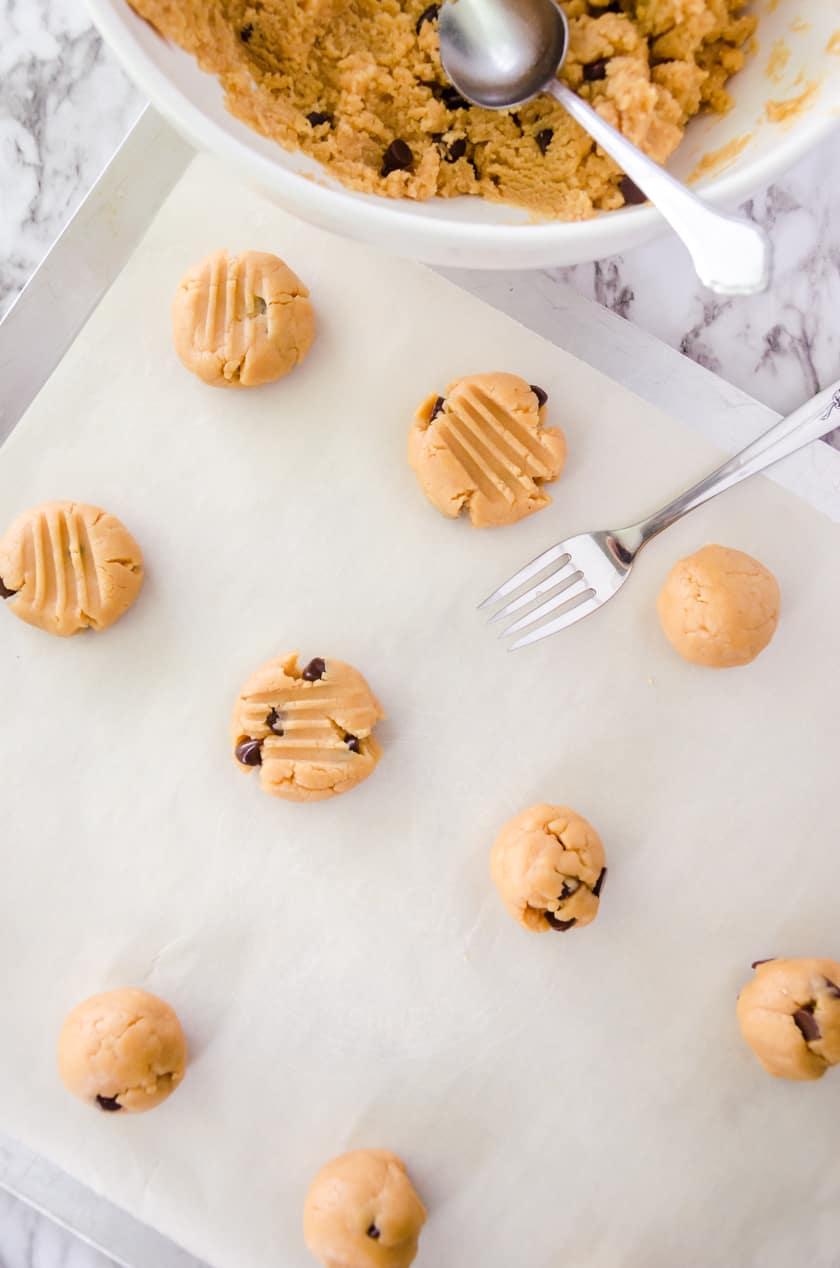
[481,379,840,649]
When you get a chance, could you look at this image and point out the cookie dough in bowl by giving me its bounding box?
[0,501,144,637]
[58,988,187,1113]
[125,0,755,221]
[737,959,840,1082]
[304,1149,427,1268]
[232,653,384,801]
[173,249,314,387]
[490,803,606,933]
[657,544,780,668]
[409,373,566,526]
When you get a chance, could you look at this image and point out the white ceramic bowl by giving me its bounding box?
[89,0,839,269]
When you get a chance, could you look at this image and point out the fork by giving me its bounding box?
[481,378,840,649]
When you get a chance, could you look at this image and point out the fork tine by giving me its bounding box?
[478,544,570,610]
[489,560,579,624]
[502,576,593,637]
[509,594,602,649]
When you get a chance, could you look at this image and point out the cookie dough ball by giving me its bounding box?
[737,958,840,1081]
[58,988,187,1113]
[304,1149,426,1268]
[0,501,144,637]
[173,249,314,387]
[408,373,566,527]
[490,803,606,933]
[657,544,780,668]
[232,653,384,802]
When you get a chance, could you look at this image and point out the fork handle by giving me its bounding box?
[625,379,840,552]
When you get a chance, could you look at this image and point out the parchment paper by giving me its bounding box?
[2,156,840,1268]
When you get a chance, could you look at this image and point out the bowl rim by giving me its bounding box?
[88,0,839,258]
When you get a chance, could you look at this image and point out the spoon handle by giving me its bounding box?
[549,82,771,297]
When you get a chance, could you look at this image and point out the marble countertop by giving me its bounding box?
[0,2,838,1265]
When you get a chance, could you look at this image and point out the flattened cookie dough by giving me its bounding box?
[491,803,606,933]
[173,249,314,387]
[232,653,384,801]
[0,501,144,637]
[737,958,840,1082]
[304,1149,426,1268]
[58,988,187,1113]
[409,374,566,527]
[657,544,780,668]
[128,0,755,220]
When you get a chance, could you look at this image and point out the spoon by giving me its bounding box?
[439,0,771,295]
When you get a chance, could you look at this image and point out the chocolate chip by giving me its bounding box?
[345,735,361,753]
[620,175,647,205]
[558,879,579,900]
[545,913,577,931]
[0,577,15,599]
[583,58,608,82]
[415,3,440,33]
[593,867,607,897]
[824,979,840,998]
[266,708,284,736]
[510,112,522,131]
[530,384,548,408]
[235,738,263,766]
[302,657,326,682]
[536,128,553,155]
[367,1225,381,1240]
[444,137,467,163]
[440,85,471,111]
[429,395,445,421]
[306,110,333,127]
[793,1006,821,1043]
[751,958,775,969]
[381,139,414,177]
[96,1094,122,1112]
[239,23,253,42]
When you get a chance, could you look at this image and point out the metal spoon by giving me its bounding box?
[439,0,771,295]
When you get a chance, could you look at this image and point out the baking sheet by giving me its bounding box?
[2,154,840,1268]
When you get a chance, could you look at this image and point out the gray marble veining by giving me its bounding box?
[0,1191,115,1268]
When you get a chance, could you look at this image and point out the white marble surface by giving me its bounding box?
[0,2,839,1265]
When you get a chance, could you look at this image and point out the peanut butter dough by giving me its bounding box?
[304,1149,427,1268]
[657,544,780,669]
[58,988,187,1113]
[232,653,384,801]
[491,803,606,933]
[737,959,840,1082]
[173,249,314,387]
[0,501,144,637]
[409,373,566,526]
[126,0,756,220]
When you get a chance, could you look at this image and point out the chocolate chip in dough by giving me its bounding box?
[620,175,647,205]
[266,708,285,736]
[440,85,472,111]
[583,58,608,82]
[793,1006,821,1043]
[593,867,607,897]
[306,111,333,127]
[235,738,263,766]
[429,395,446,421]
[415,3,440,33]
[545,913,577,931]
[536,128,553,155]
[751,958,775,969]
[239,23,253,42]
[96,1094,122,1112]
[0,577,15,599]
[444,137,467,163]
[302,657,327,682]
[530,384,548,408]
[381,139,414,177]
[824,979,840,998]
[345,735,361,753]
[367,1225,381,1240]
